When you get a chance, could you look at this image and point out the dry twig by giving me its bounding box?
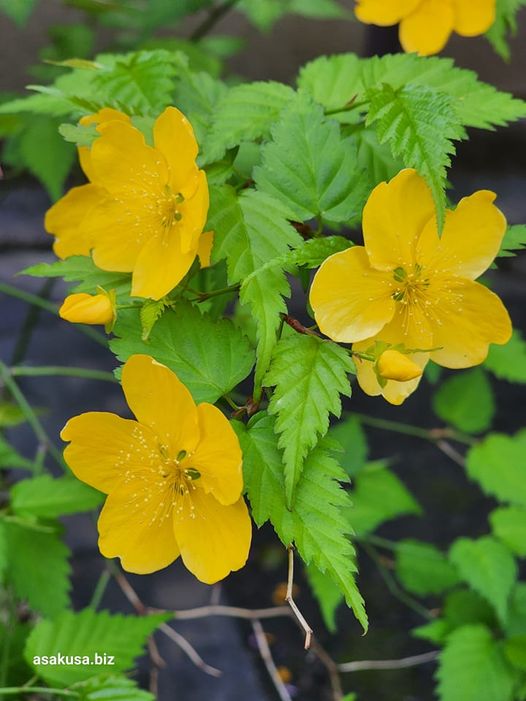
[251,620,293,701]
[286,548,314,650]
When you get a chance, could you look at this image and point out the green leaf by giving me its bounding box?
[329,414,368,476]
[23,255,131,296]
[466,431,526,507]
[25,609,169,686]
[254,96,367,224]
[507,584,526,637]
[396,540,459,596]
[202,81,295,163]
[498,225,526,257]
[235,413,367,630]
[4,521,70,617]
[485,331,526,384]
[490,506,526,557]
[432,368,495,434]
[0,402,27,428]
[306,563,343,632]
[58,122,98,147]
[486,0,526,60]
[297,54,363,112]
[444,589,497,631]
[240,0,347,31]
[139,299,170,341]
[355,127,404,185]
[110,302,254,404]
[366,83,464,229]
[78,675,155,701]
[503,636,526,672]
[0,0,37,25]
[264,334,353,505]
[291,235,351,268]
[413,619,450,645]
[449,536,517,624]
[437,625,516,701]
[0,436,33,470]
[174,69,228,144]
[11,476,103,519]
[346,462,420,534]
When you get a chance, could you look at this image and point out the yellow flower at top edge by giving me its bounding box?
[309,169,512,405]
[61,354,252,583]
[45,107,210,301]
[354,0,496,56]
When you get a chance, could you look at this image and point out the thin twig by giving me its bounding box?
[11,279,55,367]
[281,313,321,338]
[251,620,292,701]
[190,0,241,41]
[352,412,475,446]
[286,548,313,650]
[310,640,344,701]
[435,440,466,467]
[171,604,292,621]
[10,366,117,383]
[338,650,438,673]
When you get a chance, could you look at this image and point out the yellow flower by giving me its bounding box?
[310,169,512,405]
[46,107,210,301]
[377,349,423,382]
[59,289,116,332]
[354,0,496,56]
[61,354,251,583]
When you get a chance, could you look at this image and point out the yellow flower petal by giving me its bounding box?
[187,403,243,506]
[453,0,496,36]
[197,231,214,269]
[79,109,131,182]
[362,169,435,271]
[59,292,114,326]
[400,0,454,55]
[173,490,252,584]
[179,170,210,253]
[430,277,512,368]
[61,412,159,493]
[310,247,396,343]
[44,184,102,259]
[416,191,507,280]
[121,355,200,456]
[377,349,423,382]
[153,107,199,194]
[355,0,422,25]
[98,480,180,574]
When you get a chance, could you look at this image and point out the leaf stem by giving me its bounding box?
[352,412,475,445]
[190,0,242,41]
[10,366,117,383]
[0,688,78,698]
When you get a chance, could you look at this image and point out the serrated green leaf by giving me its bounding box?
[78,675,155,701]
[355,127,404,185]
[346,463,421,534]
[306,562,343,632]
[0,92,74,117]
[292,236,351,268]
[11,475,103,518]
[264,334,353,505]
[23,255,131,296]
[396,540,459,596]
[139,299,170,341]
[490,506,526,557]
[433,368,495,434]
[329,414,368,476]
[466,431,526,507]
[58,122,98,147]
[297,54,363,112]
[366,83,464,229]
[449,536,517,624]
[110,302,254,403]
[437,625,516,701]
[254,96,367,224]
[5,521,70,617]
[486,0,526,60]
[0,0,37,25]
[498,225,526,257]
[174,69,228,145]
[485,331,526,384]
[0,436,33,470]
[25,609,169,686]
[202,81,295,163]
[235,413,367,630]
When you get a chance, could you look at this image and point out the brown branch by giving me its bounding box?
[251,620,293,701]
[435,439,466,467]
[171,604,292,621]
[158,623,222,678]
[338,650,439,673]
[281,314,321,338]
[190,0,241,40]
[310,640,344,701]
[286,548,313,650]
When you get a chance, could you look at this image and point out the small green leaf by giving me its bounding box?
[503,636,526,672]
[78,675,155,701]
[396,540,459,596]
[413,619,450,645]
[498,225,526,257]
[58,122,98,147]
[444,589,498,631]
[0,0,37,26]
[490,506,526,557]
[11,475,103,519]
[433,368,495,434]
[23,255,131,296]
[306,563,343,632]
[486,0,526,60]
[329,414,368,476]
[486,331,526,384]
[139,299,170,341]
[0,436,33,470]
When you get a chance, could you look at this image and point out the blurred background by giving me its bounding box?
[1,2,525,700]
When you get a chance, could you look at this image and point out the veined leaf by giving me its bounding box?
[297,53,363,112]
[433,368,495,434]
[396,540,459,596]
[466,431,526,506]
[306,563,343,632]
[11,475,103,519]
[78,675,154,701]
[235,413,367,630]
[23,256,131,296]
[485,331,526,384]
[264,334,353,505]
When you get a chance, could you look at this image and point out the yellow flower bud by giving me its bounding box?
[377,350,423,383]
[59,292,115,328]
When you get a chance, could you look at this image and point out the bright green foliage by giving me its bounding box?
[507,585,526,638]
[449,536,517,624]
[490,507,526,557]
[58,122,98,147]
[444,590,498,631]
[78,676,155,701]
[366,83,464,229]
[4,522,70,618]
[346,462,421,534]
[11,476,103,519]
[297,54,363,112]
[264,334,354,505]
[25,609,169,686]
[486,331,526,384]
[139,299,171,341]
[355,127,403,185]
[433,368,495,434]
[239,0,347,31]
[24,256,131,296]
[0,436,33,470]
[203,81,296,163]
[503,636,526,672]
[174,69,228,144]
[0,403,27,428]
[466,431,526,507]
[395,540,459,596]
[291,235,351,268]
[254,96,367,224]
[0,0,37,25]
[306,563,343,632]
[486,0,526,60]
[235,413,367,630]
[111,303,254,404]
[329,414,368,476]
[437,625,516,701]
[499,225,526,257]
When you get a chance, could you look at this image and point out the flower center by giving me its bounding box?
[157,445,200,517]
[391,265,430,305]
[157,186,184,229]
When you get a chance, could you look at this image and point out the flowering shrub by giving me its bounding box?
[1,1,526,699]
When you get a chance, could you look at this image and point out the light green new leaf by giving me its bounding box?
[264,334,354,505]
[0,0,37,26]
[58,122,98,147]
[490,506,526,557]
[25,609,169,686]
[78,675,154,701]
[466,431,526,507]
[366,83,465,229]
[498,225,526,257]
[433,368,495,434]
[111,303,254,404]
[11,475,103,519]
[437,624,516,701]
[240,0,347,31]
[235,413,367,630]
[396,540,459,596]
[5,521,70,618]
[23,255,131,296]
[0,436,33,470]
[347,463,421,534]
[449,536,517,624]
[174,69,228,144]
[306,563,343,632]
[485,331,526,384]
[254,96,367,224]
[297,54,363,112]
